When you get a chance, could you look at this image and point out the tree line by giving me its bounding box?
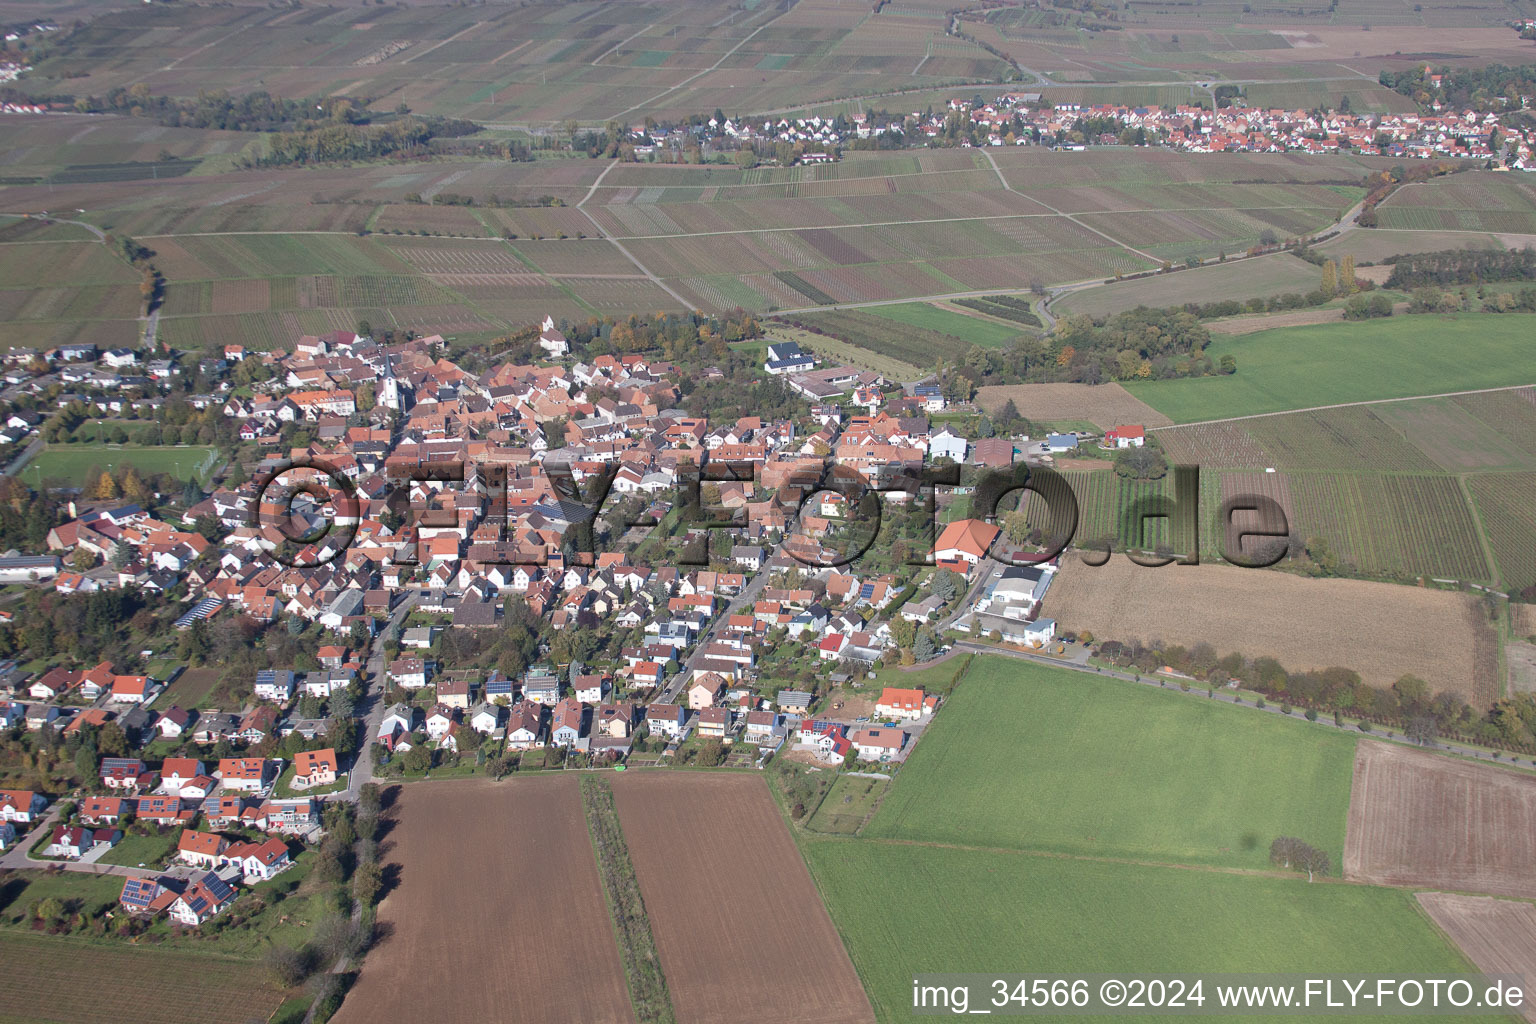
[1385,246,1536,289]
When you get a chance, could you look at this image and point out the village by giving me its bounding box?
[0,310,1140,931]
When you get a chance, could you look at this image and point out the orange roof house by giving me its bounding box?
[932,518,1000,571]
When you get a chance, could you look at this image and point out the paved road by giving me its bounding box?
[344,592,418,801]
[2,437,43,478]
[658,567,771,705]
[953,640,1534,769]
[1148,382,1536,432]
[0,806,160,879]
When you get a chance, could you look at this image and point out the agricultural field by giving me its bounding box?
[1126,315,1536,423]
[0,932,287,1024]
[28,444,221,488]
[866,656,1356,869]
[786,309,979,373]
[1344,741,1536,899]
[333,777,635,1024]
[975,382,1172,430]
[1314,228,1517,264]
[608,771,874,1024]
[1418,893,1536,1024]
[805,843,1473,1024]
[1468,473,1536,596]
[157,667,221,709]
[858,301,1025,349]
[1042,558,1499,702]
[1378,173,1536,235]
[1055,253,1320,318]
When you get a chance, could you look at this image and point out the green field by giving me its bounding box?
[1057,254,1321,318]
[1126,315,1536,423]
[866,657,1356,870]
[860,302,1023,350]
[804,843,1473,1024]
[806,775,890,835]
[28,444,221,486]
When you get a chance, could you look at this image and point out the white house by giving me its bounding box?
[928,428,968,463]
[850,727,906,762]
[1104,424,1145,448]
[253,670,294,703]
[763,339,815,375]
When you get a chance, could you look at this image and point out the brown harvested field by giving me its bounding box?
[333,777,635,1024]
[1508,642,1536,694]
[975,382,1172,430]
[1417,893,1536,1023]
[1344,740,1536,899]
[1205,306,1344,335]
[1046,559,1495,700]
[609,772,874,1024]
[1514,603,1536,640]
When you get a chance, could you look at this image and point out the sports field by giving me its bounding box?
[1126,315,1536,423]
[866,657,1357,869]
[29,444,221,486]
[805,843,1474,1024]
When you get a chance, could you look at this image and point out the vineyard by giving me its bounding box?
[785,309,974,370]
[1467,473,1536,594]
[953,295,1043,328]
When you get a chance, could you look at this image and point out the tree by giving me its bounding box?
[1112,445,1168,481]
[929,569,959,604]
[1407,714,1438,746]
[92,470,119,501]
[1340,253,1357,293]
[1320,259,1338,298]
[352,860,383,907]
[1270,836,1330,881]
[914,628,937,661]
[262,944,312,988]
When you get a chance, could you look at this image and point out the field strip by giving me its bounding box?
[591,20,663,66]
[608,0,799,120]
[850,836,1360,884]
[981,147,1161,265]
[1148,383,1536,431]
[607,205,1340,240]
[402,20,491,64]
[580,159,621,208]
[595,165,1018,192]
[766,279,1107,317]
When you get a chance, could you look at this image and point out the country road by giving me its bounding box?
[1148,382,1536,431]
[343,592,419,801]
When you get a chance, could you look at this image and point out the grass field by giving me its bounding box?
[806,775,890,835]
[866,657,1356,869]
[804,843,1473,1024]
[1126,315,1536,423]
[858,301,1023,349]
[28,444,220,487]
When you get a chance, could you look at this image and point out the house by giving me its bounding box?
[44,825,92,859]
[763,339,815,375]
[776,690,813,715]
[538,314,570,357]
[743,710,783,744]
[928,427,968,463]
[572,674,607,704]
[505,701,542,749]
[470,702,504,735]
[100,757,152,790]
[109,674,152,703]
[551,697,584,746]
[377,703,415,749]
[292,748,338,789]
[1045,432,1078,453]
[874,687,933,721]
[687,674,725,710]
[260,798,319,834]
[696,707,730,738]
[169,872,237,926]
[120,876,178,917]
[135,794,188,825]
[436,674,473,709]
[523,670,561,705]
[253,669,295,702]
[1020,617,1056,647]
[160,758,205,793]
[156,706,193,739]
[594,703,634,738]
[643,703,686,740]
[1104,424,1145,448]
[0,789,46,822]
[223,836,291,882]
[932,517,1000,572]
[851,727,906,762]
[177,829,229,869]
[0,822,13,851]
[80,795,127,824]
[388,658,428,690]
[217,757,271,792]
[425,705,459,741]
